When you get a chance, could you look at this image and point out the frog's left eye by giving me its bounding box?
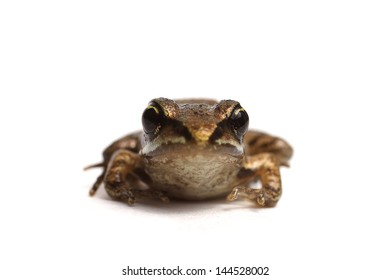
[142,103,165,134]
[228,106,249,138]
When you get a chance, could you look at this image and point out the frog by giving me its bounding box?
[86,97,293,207]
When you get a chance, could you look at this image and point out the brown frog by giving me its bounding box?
[86,98,293,207]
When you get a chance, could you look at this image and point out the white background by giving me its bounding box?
[1,1,389,279]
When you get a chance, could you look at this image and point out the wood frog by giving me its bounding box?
[86,98,293,207]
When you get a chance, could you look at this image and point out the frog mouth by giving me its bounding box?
[141,136,243,158]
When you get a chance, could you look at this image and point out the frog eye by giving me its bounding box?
[142,102,165,134]
[228,106,249,138]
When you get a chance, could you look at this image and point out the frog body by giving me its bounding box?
[87,98,293,207]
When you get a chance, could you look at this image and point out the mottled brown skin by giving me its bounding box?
[86,98,293,207]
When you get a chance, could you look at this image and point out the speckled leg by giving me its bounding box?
[244,130,293,166]
[86,131,168,203]
[104,149,169,205]
[88,172,105,196]
[227,153,282,207]
[86,132,142,197]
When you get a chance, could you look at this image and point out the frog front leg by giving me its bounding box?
[103,149,139,204]
[103,149,169,205]
[85,131,142,196]
[227,131,292,207]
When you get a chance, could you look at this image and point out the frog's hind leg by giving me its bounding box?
[84,163,106,196]
[244,130,293,166]
[104,149,169,205]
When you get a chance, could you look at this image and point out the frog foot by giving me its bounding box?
[104,177,170,205]
[131,189,170,204]
[227,186,279,207]
[107,187,170,206]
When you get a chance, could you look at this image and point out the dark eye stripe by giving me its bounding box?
[209,124,224,143]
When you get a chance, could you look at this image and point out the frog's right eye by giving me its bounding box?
[228,105,249,139]
[142,102,165,134]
